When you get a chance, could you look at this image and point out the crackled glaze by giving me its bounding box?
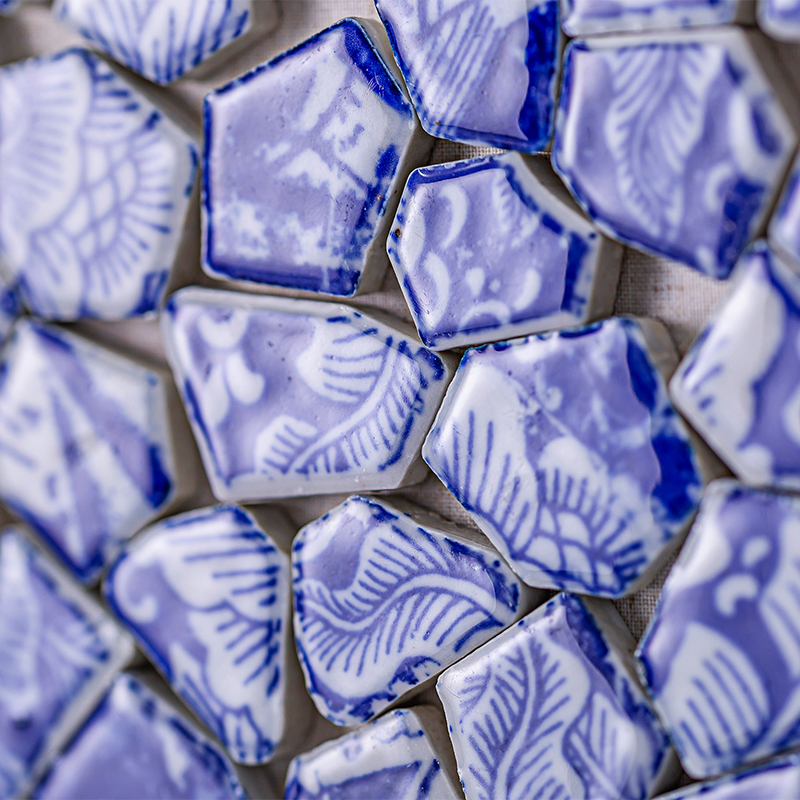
[423,317,702,597]
[759,0,800,41]
[438,593,671,800]
[203,18,421,296]
[388,153,620,350]
[552,30,797,280]
[638,481,800,778]
[0,531,132,800]
[0,49,197,320]
[54,0,253,84]
[672,244,800,490]
[769,154,800,266]
[285,707,461,800]
[34,674,246,799]
[292,496,527,726]
[0,320,181,583]
[162,287,451,501]
[375,0,561,151]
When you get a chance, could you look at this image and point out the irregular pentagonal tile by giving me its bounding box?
[203,17,427,297]
[292,495,535,727]
[53,0,267,84]
[759,0,800,40]
[374,0,562,151]
[34,674,247,799]
[655,753,800,799]
[561,0,750,36]
[438,593,675,800]
[162,287,453,501]
[0,529,133,800]
[388,152,622,350]
[285,706,461,800]
[637,480,800,778]
[671,243,800,490]
[104,505,306,765]
[0,319,193,584]
[552,30,798,280]
[423,317,704,597]
[0,49,197,320]
[769,154,800,266]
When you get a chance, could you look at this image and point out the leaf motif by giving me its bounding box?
[254,414,318,475]
[604,44,723,240]
[286,764,421,800]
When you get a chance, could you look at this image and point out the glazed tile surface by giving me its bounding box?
[0,0,20,14]
[53,0,253,84]
[0,49,197,320]
[105,505,290,764]
[638,481,800,777]
[437,593,671,800]
[769,152,800,266]
[34,674,246,799]
[284,707,460,800]
[0,531,132,800]
[423,317,702,597]
[672,244,800,490]
[203,18,420,296]
[162,287,451,500]
[388,152,620,350]
[292,495,526,726]
[374,0,561,152]
[759,0,800,40]
[552,30,797,279]
[0,320,180,583]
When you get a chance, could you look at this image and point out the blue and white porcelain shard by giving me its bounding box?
[0,0,21,14]
[423,316,704,598]
[203,17,428,297]
[560,0,748,36]
[33,673,247,799]
[636,480,800,778]
[388,152,622,350]
[284,706,461,800]
[551,29,798,280]
[104,505,294,765]
[374,0,562,152]
[161,287,453,501]
[52,0,257,84]
[437,593,674,800]
[671,244,800,491]
[0,319,189,584]
[292,495,533,727]
[759,0,800,40]
[769,153,800,266]
[0,529,134,800]
[0,49,198,320]
[654,753,800,799]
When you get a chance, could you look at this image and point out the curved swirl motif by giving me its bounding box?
[0,49,197,320]
[54,0,252,84]
[293,497,521,726]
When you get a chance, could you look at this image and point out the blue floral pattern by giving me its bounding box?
[284,708,461,800]
[162,287,451,501]
[203,18,420,296]
[0,49,197,320]
[552,31,797,279]
[388,153,620,350]
[374,0,561,151]
[437,593,671,800]
[0,320,181,583]
[638,481,800,778]
[105,505,290,765]
[0,530,133,800]
[292,495,526,726]
[672,244,800,490]
[423,317,702,597]
[53,0,252,84]
[769,153,800,266]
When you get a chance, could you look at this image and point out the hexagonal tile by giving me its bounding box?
[637,481,800,778]
[162,287,453,501]
[423,317,705,597]
[0,49,197,320]
[202,18,427,297]
[387,152,622,350]
[552,29,798,279]
[0,320,192,583]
